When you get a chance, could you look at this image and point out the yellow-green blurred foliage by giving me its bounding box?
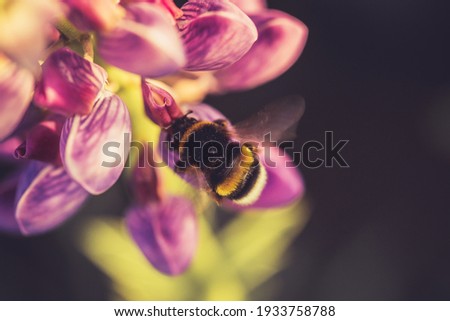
[79,201,308,301]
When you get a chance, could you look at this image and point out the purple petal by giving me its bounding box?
[0,137,22,162]
[34,48,107,116]
[124,0,183,19]
[0,56,34,140]
[214,10,308,92]
[178,0,258,71]
[226,147,304,209]
[142,79,184,127]
[62,0,124,32]
[0,173,21,234]
[60,91,131,195]
[229,0,266,13]
[14,115,65,164]
[97,3,186,77]
[125,196,198,275]
[15,161,89,235]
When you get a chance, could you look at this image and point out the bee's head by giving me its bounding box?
[165,110,196,130]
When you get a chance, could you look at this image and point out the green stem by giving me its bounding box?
[56,19,82,42]
[80,34,94,62]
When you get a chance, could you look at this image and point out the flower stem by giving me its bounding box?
[80,33,94,62]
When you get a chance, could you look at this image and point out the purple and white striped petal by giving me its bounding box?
[0,55,34,141]
[226,147,304,209]
[178,0,258,71]
[97,3,186,77]
[60,91,131,195]
[14,115,65,164]
[229,0,267,14]
[0,173,21,234]
[15,161,89,235]
[62,0,124,32]
[125,196,198,275]
[34,48,107,116]
[214,10,308,92]
[142,79,184,127]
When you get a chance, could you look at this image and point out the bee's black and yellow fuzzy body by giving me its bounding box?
[168,115,267,205]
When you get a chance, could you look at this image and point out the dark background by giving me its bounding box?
[1,0,450,300]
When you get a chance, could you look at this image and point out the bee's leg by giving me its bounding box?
[208,190,223,206]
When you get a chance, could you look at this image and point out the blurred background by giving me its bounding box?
[1,0,450,300]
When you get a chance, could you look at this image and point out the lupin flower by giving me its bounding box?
[34,48,131,194]
[125,146,198,275]
[212,0,308,92]
[11,116,89,235]
[143,82,304,209]
[92,0,258,76]
[0,0,308,278]
[0,48,131,235]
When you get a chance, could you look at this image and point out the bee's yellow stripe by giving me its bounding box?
[216,145,255,197]
[178,121,212,151]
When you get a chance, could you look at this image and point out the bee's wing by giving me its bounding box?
[233,96,305,143]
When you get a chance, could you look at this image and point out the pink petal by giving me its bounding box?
[124,0,183,19]
[229,0,267,14]
[34,48,107,116]
[142,79,184,127]
[97,3,186,77]
[0,137,22,162]
[0,56,34,140]
[15,161,89,235]
[14,115,65,164]
[60,91,131,195]
[214,10,308,92]
[125,196,198,275]
[178,0,258,71]
[62,0,124,32]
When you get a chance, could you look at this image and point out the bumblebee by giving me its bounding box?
[166,97,304,205]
